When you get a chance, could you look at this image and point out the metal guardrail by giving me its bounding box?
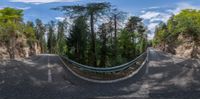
[61,51,147,73]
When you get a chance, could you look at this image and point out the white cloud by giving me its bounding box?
[9,0,79,4]
[140,11,160,20]
[148,6,160,9]
[148,23,158,31]
[142,6,161,10]
[140,12,161,40]
[141,10,146,13]
[149,18,161,22]
[140,11,171,39]
[16,7,31,10]
[148,33,155,40]
[167,2,200,15]
[149,13,171,23]
[140,11,171,40]
[0,6,31,10]
[147,22,159,40]
[55,17,65,21]
[140,11,171,22]
[140,2,200,40]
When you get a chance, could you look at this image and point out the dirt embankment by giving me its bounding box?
[0,36,41,59]
[158,34,200,59]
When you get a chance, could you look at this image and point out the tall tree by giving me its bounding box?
[87,3,111,66]
[110,9,126,46]
[118,29,133,60]
[154,22,168,51]
[137,24,147,54]
[67,16,88,63]
[53,2,111,66]
[125,16,142,57]
[110,8,127,60]
[35,19,46,53]
[23,21,36,43]
[57,21,67,55]
[98,23,109,67]
[47,21,56,53]
[0,7,23,59]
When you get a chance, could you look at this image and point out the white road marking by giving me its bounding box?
[0,80,5,85]
[47,55,52,83]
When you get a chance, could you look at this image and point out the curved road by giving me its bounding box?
[0,48,200,99]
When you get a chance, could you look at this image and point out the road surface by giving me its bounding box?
[0,48,200,99]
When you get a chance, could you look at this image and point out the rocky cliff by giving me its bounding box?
[162,34,200,59]
[0,36,41,59]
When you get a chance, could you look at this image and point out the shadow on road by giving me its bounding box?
[0,55,148,99]
[147,49,200,99]
[0,55,69,99]
[59,56,149,98]
[1,50,199,99]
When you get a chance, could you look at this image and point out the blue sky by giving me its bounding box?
[1,0,200,39]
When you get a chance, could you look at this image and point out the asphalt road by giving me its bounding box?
[0,48,200,99]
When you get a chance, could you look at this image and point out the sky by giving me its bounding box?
[1,0,200,39]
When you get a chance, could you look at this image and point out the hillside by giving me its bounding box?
[0,36,41,59]
[0,8,45,59]
[165,33,200,58]
[153,9,200,59]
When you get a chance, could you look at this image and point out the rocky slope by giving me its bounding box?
[158,34,200,59]
[0,36,41,59]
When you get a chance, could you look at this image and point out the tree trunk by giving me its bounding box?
[99,44,106,67]
[108,19,113,44]
[114,15,117,57]
[114,15,117,42]
[100,30,107,67]
[39,40,43,53]
[90,13,97,66]
[163,41,166,52]
[9,32,16,59]
[75,42,80,61]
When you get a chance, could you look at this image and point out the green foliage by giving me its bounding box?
[0,7,44,59]
[0,6,148,65]
[53,2,147,67]
[0,7,37,43]
[153,9,200,47]
[118,29,134,60]
[35,19,46,53]
[0,7,23,22]
[174,9,200,40]
[23,21,36,42]
[0,7,23,37]
[56,21,68,55]
[67,16,89,64]
[53,2,111,18]
[0,7,24,59]
[54,2,111,66]
[98,23,109,67]
[47,21,57,53]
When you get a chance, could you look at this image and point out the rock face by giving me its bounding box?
[0,43,9,59]
[175,41,194,58]
[0,36,41,59]
[164,34,200,59]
